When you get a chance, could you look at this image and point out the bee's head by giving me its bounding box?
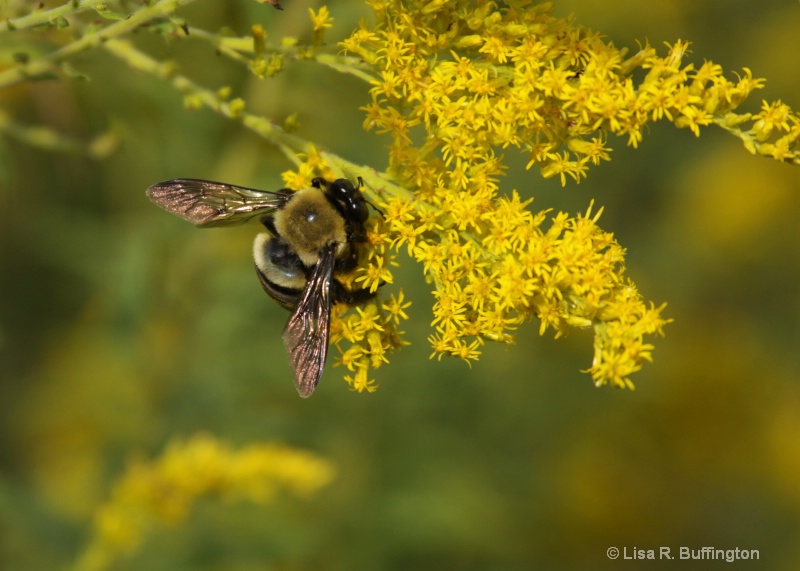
[313,177,370,235]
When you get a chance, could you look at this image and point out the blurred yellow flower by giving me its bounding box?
[72,434,334,571]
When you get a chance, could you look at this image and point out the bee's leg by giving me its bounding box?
[331,278,379,306]
[333,243,361,272]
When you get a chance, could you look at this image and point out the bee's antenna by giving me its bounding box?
[357,176,385,218]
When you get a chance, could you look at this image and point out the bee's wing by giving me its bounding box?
[146,178,291,227]
[283,244,337,398]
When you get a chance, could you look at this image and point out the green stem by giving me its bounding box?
[186,27,379,84]
[0,108,79,153]
[102,37,310,160]
[0,0,197,88]
[320,151,414,206]
[2,0,105,31]
[315,53,378,84]
[102,37,414,206]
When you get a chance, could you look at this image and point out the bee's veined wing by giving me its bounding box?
[283,244,336,398]
[146,178,291,227]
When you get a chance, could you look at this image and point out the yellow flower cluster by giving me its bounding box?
[344,1,799,180]
[73,434,334,571]
[334,0,691,388]
[382,188,668,387]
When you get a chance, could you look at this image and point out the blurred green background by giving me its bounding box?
[2,1,800,569]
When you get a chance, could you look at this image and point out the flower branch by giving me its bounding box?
[0,0,198,89]
[1,0,107,32]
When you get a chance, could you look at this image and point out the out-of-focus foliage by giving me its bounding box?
[1,1,800,570]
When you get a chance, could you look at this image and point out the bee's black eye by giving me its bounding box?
[327,178,369,224]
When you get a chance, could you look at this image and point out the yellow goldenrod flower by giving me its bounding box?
[382,291,412,324]
[334,0,739,391]
[344,364,379,393]
[72,434,334,571]
[308,6,333,44]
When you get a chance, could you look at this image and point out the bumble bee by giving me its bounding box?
[146,176,378,397]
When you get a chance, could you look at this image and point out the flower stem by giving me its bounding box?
[0,0,197,88]
[2,0,105,31]
[102,37,412,207]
